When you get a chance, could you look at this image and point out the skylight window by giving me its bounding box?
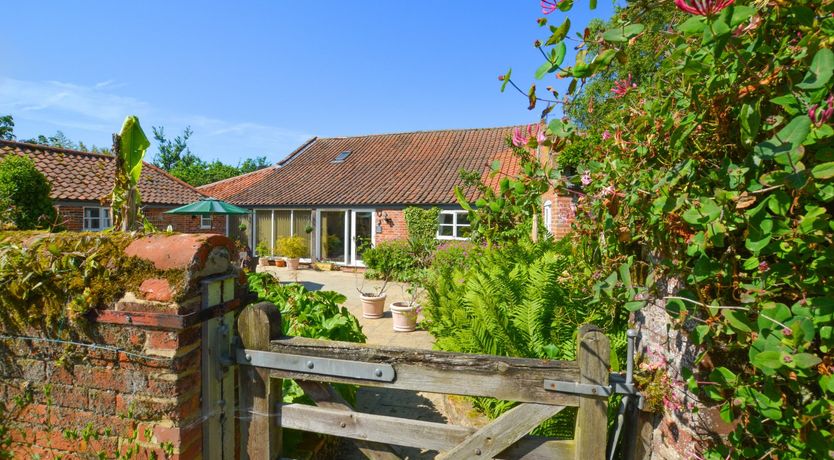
[332,150,352,163]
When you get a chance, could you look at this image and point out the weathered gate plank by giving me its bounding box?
[264,336,581,406]
[574,325,610,460]
[436,403,565,460]
[238,303,283,460]
[297,381,401,460]
[280,403,575,459]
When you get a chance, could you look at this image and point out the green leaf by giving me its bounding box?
[589,0,597,9]
[624,301,646,312]
[792,353,821,369]
[812,162,834,180]
[751,350,783,370]
[500,68,511,93]
[753,116,811,162]
[592,49,618,69]
[546,18,571,46]
[602,23,645,43]
[535,61,553,80]
[739,102,760,146]
[710,367,737,386]
[797,48,834,90]
[572,63,592,78]
[682,198,721,225]
[119,116,150,184]
[553,41,567,68]
[723,309,753,333]
[677,16,705,34]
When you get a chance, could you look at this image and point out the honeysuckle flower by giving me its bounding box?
[512,124,546,147]
[674,0,735,16]
[612,74,636,98]
[512,127,526,147]
[809,95,834,127]
[581,170,592,186]
[540,0,564,15]
[536,126,547,143]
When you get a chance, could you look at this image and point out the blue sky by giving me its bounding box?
[2,1,619,165]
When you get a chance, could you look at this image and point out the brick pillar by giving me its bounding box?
[0,233,244,460]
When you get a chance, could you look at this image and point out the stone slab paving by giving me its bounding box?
[257,266,434,349]
[257,266,446,458]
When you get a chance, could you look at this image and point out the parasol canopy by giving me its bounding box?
[164,198,250,216]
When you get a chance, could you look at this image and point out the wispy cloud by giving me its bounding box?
[0,77,310,162]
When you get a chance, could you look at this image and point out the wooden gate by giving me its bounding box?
[235,302,617,460]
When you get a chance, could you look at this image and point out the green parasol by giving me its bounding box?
[164,198,250,216]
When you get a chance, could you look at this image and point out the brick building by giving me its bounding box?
[0,140,226,234]
[199,126,576,266]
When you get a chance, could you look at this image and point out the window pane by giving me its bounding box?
[439,213,455,225]
[85,208,99,218]
[439,225,454,236]
[90,218,100,229]
[457,225,471,238]
[456,212,470,225]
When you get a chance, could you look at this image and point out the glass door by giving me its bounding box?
[320,210,347,264]
[351,210,374,266]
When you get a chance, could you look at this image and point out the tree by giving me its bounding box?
[152,125,272,186]
[152,125,192,170]
[0,154,56,230]
[0,115,14,141]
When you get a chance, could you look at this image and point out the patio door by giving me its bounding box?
[317,209,374,266]
[350,210,374,266]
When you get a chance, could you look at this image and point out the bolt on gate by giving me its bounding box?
[231,302,640,460]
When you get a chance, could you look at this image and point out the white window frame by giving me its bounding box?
[82,206,112,232]
[543,200,553,235]
[437,210,471,240]
[200,215,212,229]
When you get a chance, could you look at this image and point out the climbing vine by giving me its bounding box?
[503,0,834,457]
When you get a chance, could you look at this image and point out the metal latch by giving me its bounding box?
[237,348,396,382]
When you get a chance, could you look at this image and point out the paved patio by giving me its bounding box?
[256,266,434,349]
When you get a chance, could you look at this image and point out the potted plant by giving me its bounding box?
[276,235,307,270]
[255,242,271,267]
[390,285,422,332]
[355,243,392,319]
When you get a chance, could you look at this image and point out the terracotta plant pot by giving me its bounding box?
[360,293,386,319]
[390,301,419,332]
[286,257,300,270]
[259,257,269,267]
[274,259,287,268]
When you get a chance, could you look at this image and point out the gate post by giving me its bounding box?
[575,324,611,460]
[238,302,283,460]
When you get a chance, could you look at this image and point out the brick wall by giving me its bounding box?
[0,233,242,460]
[54,203,227,234]
[541,190,577,239]
[374,209,408,244]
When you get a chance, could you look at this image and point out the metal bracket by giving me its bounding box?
[544,380,612,397]
[236,348,396,382]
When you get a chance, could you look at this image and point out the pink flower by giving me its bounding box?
[674,0,735,16]
[782,327,793,337]
[536,125,547,143]
[540,0,564,15]
[512,127,526,147]
[809,95,834,127]
[601,130,612,140]
[581,171,592,186]
[758,261,769,272]
[612,74,636,98]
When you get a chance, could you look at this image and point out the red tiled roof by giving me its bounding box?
[0,140,205,205]
[198,126,522,206]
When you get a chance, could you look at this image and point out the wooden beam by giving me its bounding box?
[238,302,283,460]
[266,336,581,406]
[574,325,610,460]
[437,403,565,460]
[297,381,401,460]
[280,403,575,460]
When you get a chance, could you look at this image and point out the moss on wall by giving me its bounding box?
[0,231,185,333]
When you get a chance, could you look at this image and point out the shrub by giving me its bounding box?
[362,240,423,283]
[423,238,627,437]
[403,206,440,250]
[0,155,56,230]
[275,235,307,258]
